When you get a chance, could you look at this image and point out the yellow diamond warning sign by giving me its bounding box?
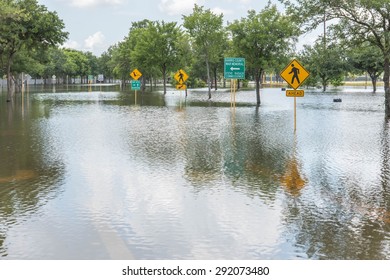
[174,69,189,84]
[130,69,142,80]
[280,59,310,90]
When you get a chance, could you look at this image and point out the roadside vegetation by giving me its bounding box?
[1,0,390,112]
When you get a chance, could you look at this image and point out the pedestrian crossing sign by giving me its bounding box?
[174,69,189,84]
[280,59,310,90]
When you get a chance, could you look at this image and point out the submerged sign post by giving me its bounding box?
[174,69,189,91]
[280,59,310,131]
[130,69,143,105]
[224,58,245,107]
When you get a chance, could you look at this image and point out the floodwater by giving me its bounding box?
[1,84,390,260]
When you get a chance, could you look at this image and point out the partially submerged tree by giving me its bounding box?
[132,21,184,94]
[183,5,225,99]
[281,0,390,115]
[300,37,349,91]
[0,0,68,101]
[229,3,299,105]
[348,43,384,93]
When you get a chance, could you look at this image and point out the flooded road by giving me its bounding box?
[1,85,389,259]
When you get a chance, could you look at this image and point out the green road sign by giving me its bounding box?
[224,57,245,79]
[131,80,141,90]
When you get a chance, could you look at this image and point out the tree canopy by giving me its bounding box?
[0,0,68,100]
[229,2,299,105]
[281,0,390,115]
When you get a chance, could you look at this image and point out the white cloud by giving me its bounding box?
[159,0,202,16]
[62,39,81,50]
[69,0,124,8]
[84,31,106,50]
[211,7,232,16]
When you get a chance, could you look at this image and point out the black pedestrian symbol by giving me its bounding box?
[289,64,300,85]
[133,71,137,77]
[178,71,184,84]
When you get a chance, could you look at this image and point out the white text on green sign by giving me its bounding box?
[131,80,141,90]
[224,57,245,79]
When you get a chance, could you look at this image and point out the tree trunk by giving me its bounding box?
[255,69,262,106]
[206,59,211,99]
[371,76,377,93]
[6,53,15,101]
[213,67,218,91]
[384,55,390,117]
[162,65,167,95]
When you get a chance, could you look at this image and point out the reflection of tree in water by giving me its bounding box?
[0,96,64,257]
[238,109,295,198]
[181,108,224,189]
[182,107,294,197]
[280,120,390,259]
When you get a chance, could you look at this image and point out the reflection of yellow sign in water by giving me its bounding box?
[280,157,306,196]
[280,59,310,89]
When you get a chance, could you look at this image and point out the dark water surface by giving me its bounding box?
[1,85,389,259]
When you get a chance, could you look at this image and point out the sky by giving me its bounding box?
[37,0,313,56]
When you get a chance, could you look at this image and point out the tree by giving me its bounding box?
[128,20,160,91]
[132,21,184,94]
[63,49,89,83]
[280,0,390,115]
[99,46,116,83]
[229,3,299,105]
[348,43,384,93]
[300,38,349,91]
[43,47,68,83]
[183,5,225,99]
[0,0,68,100]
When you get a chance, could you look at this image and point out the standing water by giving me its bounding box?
[0,85,389,259]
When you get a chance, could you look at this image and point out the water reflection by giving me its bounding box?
[0,86,390,259]
[0,94,65,257]
[280,135,307,196]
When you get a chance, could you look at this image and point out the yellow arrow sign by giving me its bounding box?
[280,59,310,90]
[130,69,142,80]
[176,84,187,90]
[174,69,189,84]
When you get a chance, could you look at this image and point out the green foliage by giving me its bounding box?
[228,2,299,104]
[347,42,384,92]
[0,0,68,96]
[300,38,349,91]
[281,0,390,114]
[130,20,186,93]
[183,5,226,98]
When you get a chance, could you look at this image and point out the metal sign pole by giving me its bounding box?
[294,96,297,132]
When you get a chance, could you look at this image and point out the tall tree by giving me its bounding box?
[0,0,68,100]
[128,20,159,91]
[280,0,390,115]
[229,3,299,105]
[132,21,184,94]
[348,43,384,93]
[183,5,225,99]
[300,38,349,91]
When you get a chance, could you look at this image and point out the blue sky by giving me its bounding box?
[37,0,306,56]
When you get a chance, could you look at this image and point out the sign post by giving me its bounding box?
[280,59,310,131]
[174,69,189,108]
[130,69,142,105]
[224,58,245,108]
